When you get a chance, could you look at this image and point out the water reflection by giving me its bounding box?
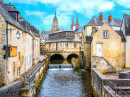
[37,69,92,97]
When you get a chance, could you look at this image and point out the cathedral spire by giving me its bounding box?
[54,10,57,20]
[76,15,79,27]
[71,16,74,30]
[72,16,74,25]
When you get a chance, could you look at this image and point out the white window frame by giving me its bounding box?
[103,31,108,38]
[52,43,54,48]
[59,42,62,48]
[65,42,69,48]
[74,43,77,48]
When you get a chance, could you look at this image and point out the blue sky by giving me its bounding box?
[4,0,130,33]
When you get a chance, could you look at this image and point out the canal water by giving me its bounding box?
[36,66,92,97]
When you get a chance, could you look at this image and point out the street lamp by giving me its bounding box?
[16,30,21,39]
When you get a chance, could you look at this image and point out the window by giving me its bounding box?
[13,62,15,76]
[103,31,108,38]
[17,67,20,76]
[18,52,20,60]
[59,43,62,48]
[52,43,54,48]
[74,43,77,48]
[65,42,69,48]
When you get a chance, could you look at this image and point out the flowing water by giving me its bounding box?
[36,65,92,97]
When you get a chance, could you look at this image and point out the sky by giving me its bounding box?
[4,0,130,33]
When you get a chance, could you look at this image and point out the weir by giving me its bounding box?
[48,64,73,69]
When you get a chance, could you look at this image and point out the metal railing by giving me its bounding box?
[105,79,130,97]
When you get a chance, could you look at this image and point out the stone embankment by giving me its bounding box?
[92,68,130,97]
[0,55,48,97]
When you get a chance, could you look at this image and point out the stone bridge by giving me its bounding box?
[42,50,81,64]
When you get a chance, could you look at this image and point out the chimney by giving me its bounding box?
[108,14,112,21]
[9,2,10,5]
[93,23,95,26]
[99,12,103,21]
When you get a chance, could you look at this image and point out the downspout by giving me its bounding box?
[6,22,9,84]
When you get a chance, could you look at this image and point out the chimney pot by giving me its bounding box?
[93,23,95,26]
[99,12,103,21]
[108,14,112,21]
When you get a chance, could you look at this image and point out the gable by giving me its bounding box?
[92,23,123,42]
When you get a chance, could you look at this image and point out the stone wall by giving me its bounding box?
[71,60,80,69]
[92,68,130,97]
[102,86,120,97]
[92,56,115,73]
[0,15,6,86]
[84,43,91,68]
[0,81,22,97]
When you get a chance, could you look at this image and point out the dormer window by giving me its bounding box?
[103,31,108,38]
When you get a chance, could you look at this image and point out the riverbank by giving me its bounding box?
[92,68,130,97]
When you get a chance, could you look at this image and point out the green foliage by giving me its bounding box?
[46,58,49,61]
[38,80,43,84]
[71,57,79,61]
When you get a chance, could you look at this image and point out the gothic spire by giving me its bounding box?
[76,15,79,27]
[54,10,57,20]
[72,16,74,25]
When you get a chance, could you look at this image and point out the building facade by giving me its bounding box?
[121,14,130,68]
[44,30,81,61]
[91,22,125,72]
[81,12,123,70]
[0,0,40,86]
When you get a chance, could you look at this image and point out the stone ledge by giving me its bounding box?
[103,86,120,97]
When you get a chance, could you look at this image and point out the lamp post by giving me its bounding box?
[16,30,21,39]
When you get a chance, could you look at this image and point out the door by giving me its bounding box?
[97,44,102,57]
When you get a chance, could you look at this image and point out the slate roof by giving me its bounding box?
[44,38,81,43]
[49,30,74,35]
[86,36,92,43]
[115,30,126,42]
[0,1,39,37]
[123,14,130,36]
[0,1,25,31]
[87,16,122,27]
[87,16,104,26]
[75,26,84,33]
[5,5,19,13]
[103,18,122,27]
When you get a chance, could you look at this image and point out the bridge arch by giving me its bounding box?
[67,54,79,64]
[50,54,64,64]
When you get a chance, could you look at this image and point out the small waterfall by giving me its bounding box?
[48,64,73,69]
[49,64,60,69]
[60,64,72,68]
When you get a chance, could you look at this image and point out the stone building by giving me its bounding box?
[81,12,123,70]
[121,14,130,68]
[44,30,81,63]
[0,0,40,86]
[91,22,125,72]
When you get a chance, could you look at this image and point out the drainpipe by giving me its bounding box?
[5,22,9,84]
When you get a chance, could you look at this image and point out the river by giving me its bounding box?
[36,68,92,97]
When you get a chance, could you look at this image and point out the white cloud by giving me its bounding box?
[120,10,130,14]
[114,0,130,8]
[25,10,46,19]
[7,0,115,30]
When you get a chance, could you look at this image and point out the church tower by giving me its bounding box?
[52,11,58,32]
[76,15,79,27]
[71,16,74,30]
[71,15,80,31]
